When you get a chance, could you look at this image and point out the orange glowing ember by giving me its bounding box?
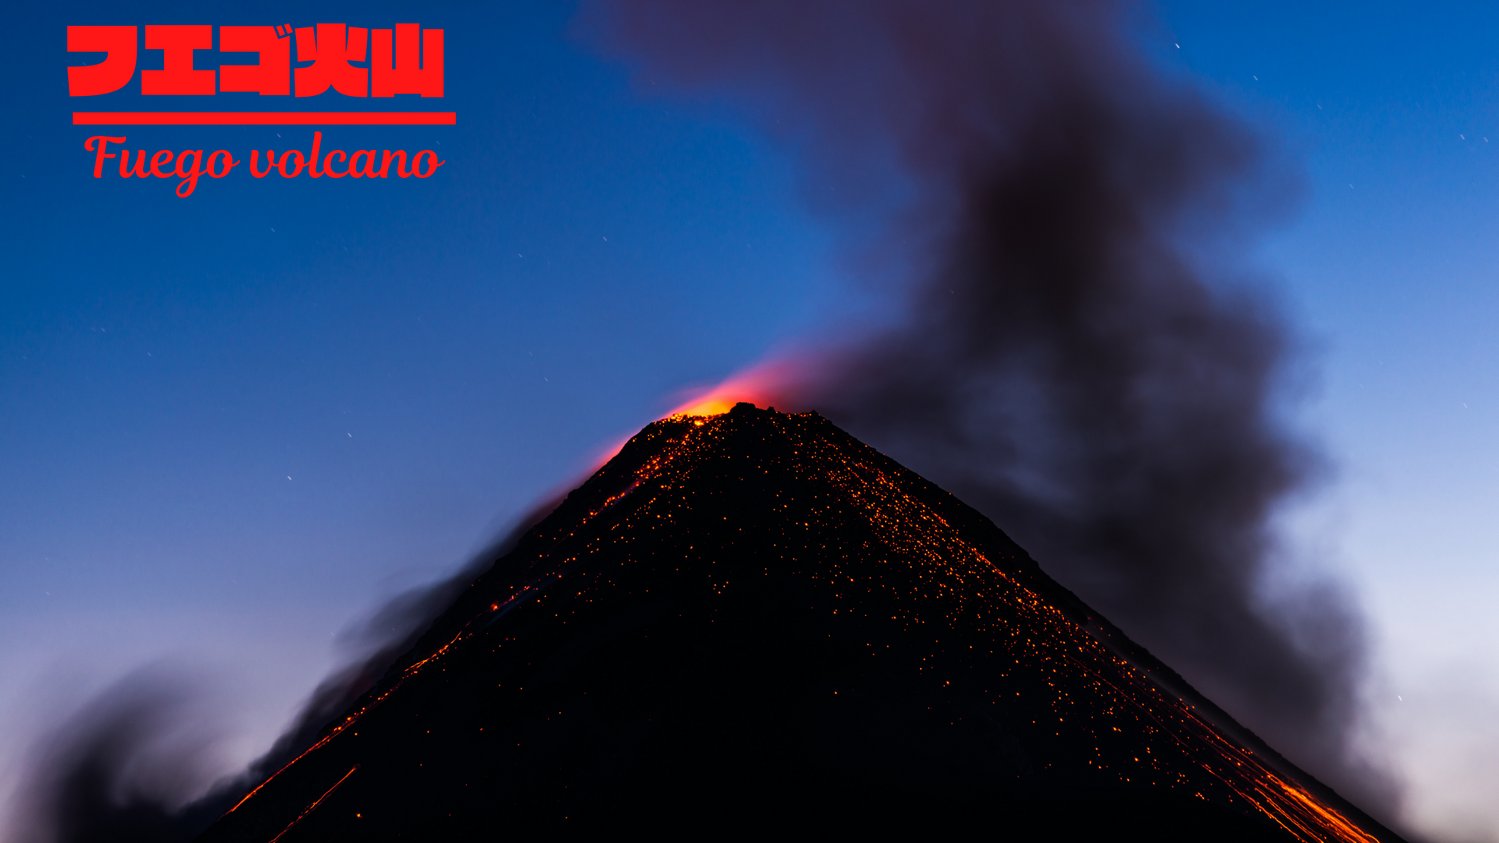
[586,354,807,471]
[674,396,737,417]
[663,357,800,419]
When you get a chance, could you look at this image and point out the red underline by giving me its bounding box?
[72,111,456,126]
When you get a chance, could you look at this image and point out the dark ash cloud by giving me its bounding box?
[17,668,218,843]
[16,498,560,843]
[585,0,1398,814]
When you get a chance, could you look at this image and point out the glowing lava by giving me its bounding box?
[674,396,737,417]
[589,356,805,469]
[662,356,803,419]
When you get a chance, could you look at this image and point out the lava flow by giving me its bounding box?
[197,404,1402,841]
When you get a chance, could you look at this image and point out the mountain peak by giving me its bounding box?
[199,409,1401,841]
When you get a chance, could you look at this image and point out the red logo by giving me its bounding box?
[68,24,447,104]
[68,23,453,196]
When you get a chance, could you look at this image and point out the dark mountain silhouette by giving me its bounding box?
[197,404,1401,841]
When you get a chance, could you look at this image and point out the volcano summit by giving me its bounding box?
[198,404,1399,841]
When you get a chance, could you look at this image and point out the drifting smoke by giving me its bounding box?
[17,500,559,843]
[16,669,220,843]
[586,0,1397,813]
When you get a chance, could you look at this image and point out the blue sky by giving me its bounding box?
[3,2,1497,840]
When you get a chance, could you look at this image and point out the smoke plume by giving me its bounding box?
[585,0,1397,812]
[15,498,559,843]
[15,668,220,843]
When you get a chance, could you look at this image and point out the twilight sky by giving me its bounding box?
[2,2,1497,841]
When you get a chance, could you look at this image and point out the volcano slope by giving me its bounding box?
[199,403,1400,841]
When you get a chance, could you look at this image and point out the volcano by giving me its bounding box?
[198,404,1399,841]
